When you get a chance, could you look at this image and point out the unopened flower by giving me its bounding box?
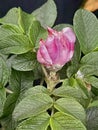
[37,27,76,71]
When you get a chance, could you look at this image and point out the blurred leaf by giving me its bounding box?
[13,93,53,121]
[0,55,9,86]
[0,85,6,117]
[0,115,17,130]
[50,112,86,130]
[28,21,47,48]
[1,70,34,118]
[54,97,86,123]
[0,34,33,54]
[86,107,98,130]
[32,0,57,27]
[16,113,50,130]
[1,93,19,118]
[88,100,98,108]
[53,24,73,31]
[74,9,98,54]
[12,52,38,71]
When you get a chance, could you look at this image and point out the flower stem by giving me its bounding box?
[41,65,48,78]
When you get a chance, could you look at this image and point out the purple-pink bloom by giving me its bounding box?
[37,27,76,71]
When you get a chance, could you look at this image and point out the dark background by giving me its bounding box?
[0,0,83,25]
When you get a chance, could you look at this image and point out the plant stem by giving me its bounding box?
[51,97,56,116]
[5,88,13,94]
[51,106,55,116]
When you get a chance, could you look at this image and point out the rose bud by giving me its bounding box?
[37,27,76,71]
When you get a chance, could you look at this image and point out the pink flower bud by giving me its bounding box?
[37,27,76,71]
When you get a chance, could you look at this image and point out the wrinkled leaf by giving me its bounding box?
[79,65,98,77]
[54,97,86,123]
[19,8,36,33]
[2,70,34,117]
[81,52,98,66]
[50,112,86,130]
[13,93,53,121]
[52,78,90,108]
[23,85,50,98]
[74,9,98,54]
[28,20,47,48]
[12,52,38,71]
[0,34,33,54]
[16,113,50,130]
[0,55,9,86]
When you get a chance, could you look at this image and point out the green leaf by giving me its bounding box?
[2,24,23,34]
[0,34,33,54]
[0,25,13,40]
[74,9,98,54]
[32,0,57,27]
[0,85,6,117]
[13,93,53,121]
[85,76,98,89]
[12,52,38,71]
[54,97,86,123]
[53,24,73,31]
[50,112,86,130]
[16,113,50,130]
[78,65,98,77]
[81,52,98,66]
[9,70,34,93]
[1,93,19,117]
[0,8,19,25]
[87,107,98,130]
[0,55,9,86]
[2,70,34,117]
[52,78,90,108]
[23,86,50,98]
[52,86,89,108]
[0,115,17,130]
[71,40,81,64]
[88,100,98,108]
[18,8,36,33]
[67,40,81,77]
[28,20,47,48]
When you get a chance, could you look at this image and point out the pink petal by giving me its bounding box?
[45,36,60,62]
[39,42,52,65]
[47,27,58,36]
[62,27,76,44]
[37,50,46,65]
